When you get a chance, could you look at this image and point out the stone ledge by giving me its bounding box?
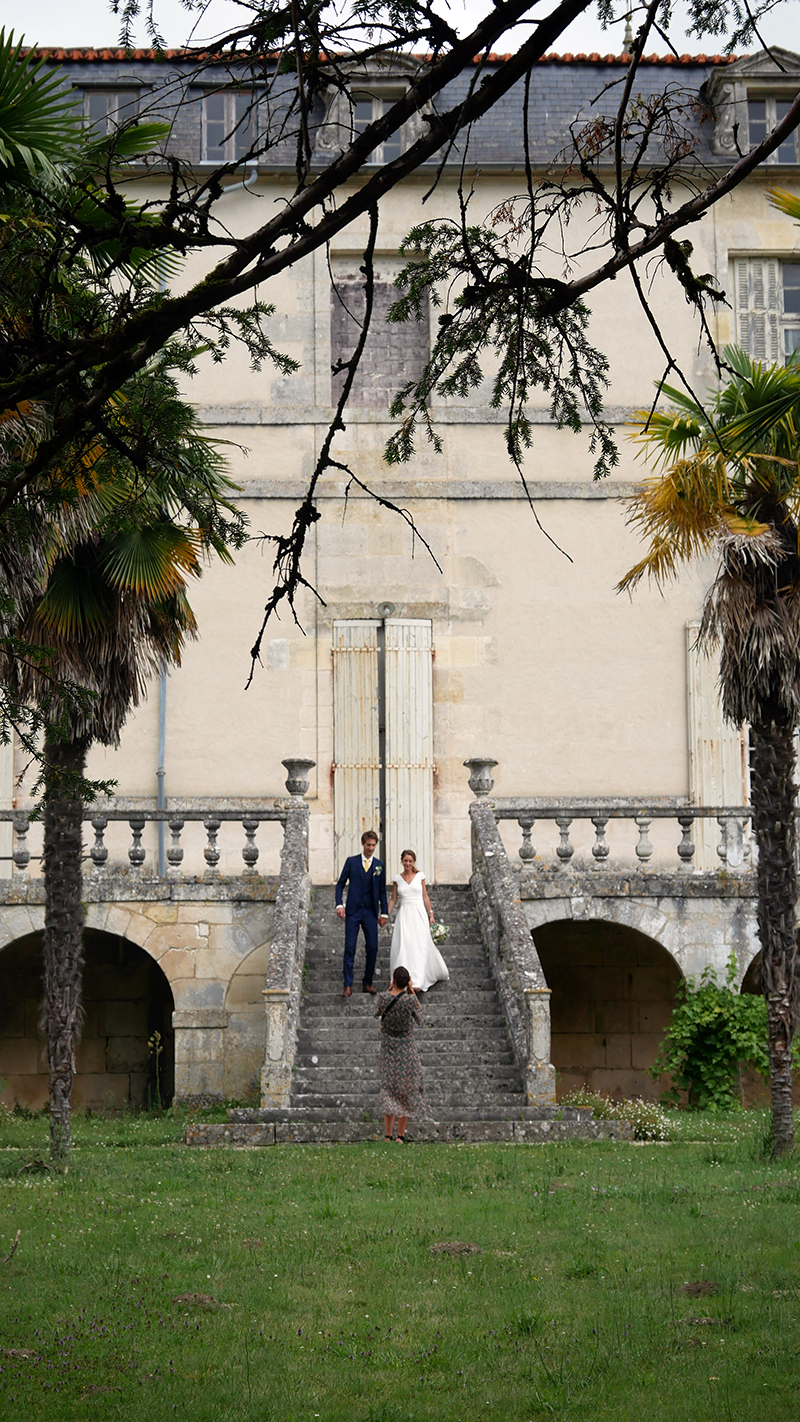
[184,1117,632,1146]
[0,875,279,907]
[518,869,756,900]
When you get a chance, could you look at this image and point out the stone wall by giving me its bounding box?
[532,919,682,1100]
[0,877,278,1109]
[521,869,760,1100]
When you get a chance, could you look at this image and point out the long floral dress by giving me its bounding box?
[375,990,425,1117]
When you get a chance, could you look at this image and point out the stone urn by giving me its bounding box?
[463,758,498,798]
[281,758,316,798]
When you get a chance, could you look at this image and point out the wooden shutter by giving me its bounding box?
[735,257,781,363]
[332,621,380,869]
[686,622,748,868]
[385,619,435,881]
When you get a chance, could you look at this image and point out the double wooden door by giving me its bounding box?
[332,619,434,881]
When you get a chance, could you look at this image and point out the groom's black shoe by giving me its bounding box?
[362,984,377,995]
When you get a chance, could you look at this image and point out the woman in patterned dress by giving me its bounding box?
[375,965,425,1143]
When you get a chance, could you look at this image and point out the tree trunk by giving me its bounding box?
[750,717,799,1158]
[41,733,89,1166]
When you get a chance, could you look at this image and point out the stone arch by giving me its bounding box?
[741,952,762,996]
[532,916,684,1101]
[224,942,270,1104]
[0,928,175,1111]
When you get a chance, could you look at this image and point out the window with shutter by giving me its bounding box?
[734,257,800,364]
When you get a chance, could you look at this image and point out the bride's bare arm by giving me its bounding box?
[421,879,434,923]
[387,883,398,915]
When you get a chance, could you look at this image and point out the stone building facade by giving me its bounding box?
[1,45,799,1108]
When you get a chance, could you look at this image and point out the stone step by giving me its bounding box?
[287,882,526,1118]
[288,1091,526,1111]
[187,1117,632,1147]
[229,1104,587,1124]
[295,1036,514,1055]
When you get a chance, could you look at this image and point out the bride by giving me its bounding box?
[387,850,449,993]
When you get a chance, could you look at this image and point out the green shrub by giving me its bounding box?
[651,954,772,1110]
[561,1087,671,1140]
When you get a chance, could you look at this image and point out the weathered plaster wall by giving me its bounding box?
[9,169,796,886]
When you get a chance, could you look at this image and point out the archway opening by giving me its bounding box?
[533,918,683,1101]
[738,951,800,1106]
[0,929,174,1111]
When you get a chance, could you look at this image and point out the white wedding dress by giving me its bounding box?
[389,871,450,992]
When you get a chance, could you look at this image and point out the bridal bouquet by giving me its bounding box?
[430,921,450,946]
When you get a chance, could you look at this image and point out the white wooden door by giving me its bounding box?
[686,622,748,868]
[385,619,435,880]
[331,618,435,880]
[332,621,380,869]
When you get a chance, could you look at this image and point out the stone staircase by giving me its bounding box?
[186,885,630,1145]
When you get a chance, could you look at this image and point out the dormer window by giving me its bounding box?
[748,97,799,162]
[80,89,139,133]
[351,93,403,163]
[705,48,800,160]
[315,57,428,160]
[202,91,256,163]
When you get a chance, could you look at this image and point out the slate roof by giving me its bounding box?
[31,49,753,169]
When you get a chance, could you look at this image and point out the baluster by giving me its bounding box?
[242,816,260,874]
[716,816,729,866]
[12,815,30,876]
[722,816,748,870]
[634,815,654,864]
[128,816,146,868]
[167,817,185,873]
[90,815,108,868]
[677,814,696,867]
[555,816,574,866]
[204,815,221,872]
[518,813,536,865]
[591,815,610,864]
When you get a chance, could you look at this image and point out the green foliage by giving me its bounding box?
[385,218,617,482]
[561,1087,671,1140]
[652,955,774,1110]
[0,29,81,181]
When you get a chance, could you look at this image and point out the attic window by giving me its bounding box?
[81,89,139,133]
[351,92,403,164]
[202,91,256,163]
[748,97,799,162]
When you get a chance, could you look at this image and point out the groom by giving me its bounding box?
[335,830,388,998]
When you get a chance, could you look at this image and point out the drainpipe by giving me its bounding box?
[157,665,167,876]
[221,165,258,195]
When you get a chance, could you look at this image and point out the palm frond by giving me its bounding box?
[0,30,81,182]
[100,525,201,598]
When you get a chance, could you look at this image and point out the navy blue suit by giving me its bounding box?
[335,854,388,988]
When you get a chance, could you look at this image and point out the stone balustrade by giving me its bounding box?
[469,801,556,1106]
[493,800,754,873]
[0,801,292,881]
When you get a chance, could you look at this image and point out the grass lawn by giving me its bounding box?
[1,1110,800,1420]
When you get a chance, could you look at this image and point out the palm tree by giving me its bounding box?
[620,348,800,1157]
[0,372,242,1163]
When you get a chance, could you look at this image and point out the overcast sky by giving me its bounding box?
[10,0,800,55]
